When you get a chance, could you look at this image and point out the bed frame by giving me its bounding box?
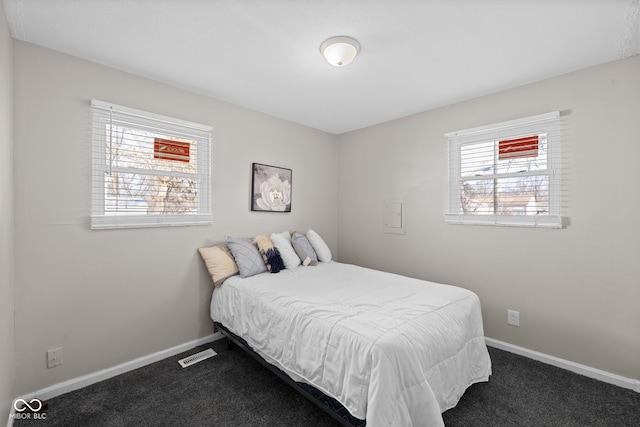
[215,322,366,427]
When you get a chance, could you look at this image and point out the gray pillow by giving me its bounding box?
[291,232,318,266]
[225,236,267,278]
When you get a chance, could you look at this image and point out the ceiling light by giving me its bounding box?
[320,36,360,67]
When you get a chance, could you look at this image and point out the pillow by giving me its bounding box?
[306,229,332,262]
[270,231,301,269]
[225,236,268,278]
[253,235,285,273]
[197,244,239,287]
[291,231,318,266]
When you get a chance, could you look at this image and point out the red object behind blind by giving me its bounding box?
[154,138,190,162]
[498,135,538,160]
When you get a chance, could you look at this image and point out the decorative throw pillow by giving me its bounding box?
[270,231,301,269]
[291,231,318,266]
[306,229,332,262]
[253,235,285,273]
[197,244,239,287]
[225,236,268,278]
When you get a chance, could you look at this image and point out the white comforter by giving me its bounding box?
[210,262,491,426]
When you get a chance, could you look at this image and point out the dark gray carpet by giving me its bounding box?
[13,341,640,426]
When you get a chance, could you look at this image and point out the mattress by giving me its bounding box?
[210,261,491,426]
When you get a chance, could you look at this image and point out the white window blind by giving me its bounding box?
[445,112,561,228]
[91,100,212,229]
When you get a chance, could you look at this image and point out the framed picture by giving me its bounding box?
[251,163,292,212]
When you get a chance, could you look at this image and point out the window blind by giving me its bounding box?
[91,100,213,229]
[445,112,561,228]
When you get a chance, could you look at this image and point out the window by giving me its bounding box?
[445,111,561,228]
[91,100,212,229]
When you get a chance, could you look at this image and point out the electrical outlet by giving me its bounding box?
[47,347,63,368]
[507,310,520,327]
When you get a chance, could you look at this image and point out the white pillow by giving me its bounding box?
[306,229,332,262]
[270,231,301,269]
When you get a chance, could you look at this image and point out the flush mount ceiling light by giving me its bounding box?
[320,36,360,67]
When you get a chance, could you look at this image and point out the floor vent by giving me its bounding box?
[178,348,217,368]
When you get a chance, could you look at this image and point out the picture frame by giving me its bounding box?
[251,163,292,212]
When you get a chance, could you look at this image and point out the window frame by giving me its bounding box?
[445,111,561,228]
[91,100,213,230]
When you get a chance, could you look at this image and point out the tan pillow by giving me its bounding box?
[198,244,239,287]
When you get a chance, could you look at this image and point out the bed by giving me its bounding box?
[207,253,491,426]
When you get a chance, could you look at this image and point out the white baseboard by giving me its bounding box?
[7,332,224,427]
[485,337,640,393]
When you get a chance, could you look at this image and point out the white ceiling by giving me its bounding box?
[4,0,639,134]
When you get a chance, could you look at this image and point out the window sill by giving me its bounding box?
[444,214,563,229]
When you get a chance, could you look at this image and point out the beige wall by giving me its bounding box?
[337,55,640,380]
[8,25,639,400]
[12,41,338,395]
[0,0,15,421]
